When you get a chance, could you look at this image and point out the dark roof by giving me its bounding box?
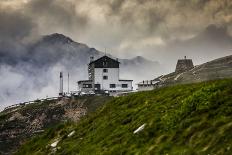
[89,56,120,68]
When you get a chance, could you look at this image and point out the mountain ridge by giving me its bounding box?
[157,54,232,86]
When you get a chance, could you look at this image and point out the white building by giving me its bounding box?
[137,80,161,91]
[78,56,133,93]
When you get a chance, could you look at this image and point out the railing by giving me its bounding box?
[2,90,134,112]
[3,96,60,112]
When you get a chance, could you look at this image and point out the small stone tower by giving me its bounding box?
[175,56,194,73]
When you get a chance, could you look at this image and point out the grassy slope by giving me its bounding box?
[16,79,232,155]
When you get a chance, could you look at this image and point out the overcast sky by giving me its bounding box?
[1,0,232,62]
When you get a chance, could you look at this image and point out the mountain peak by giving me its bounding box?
[41,33,74,44]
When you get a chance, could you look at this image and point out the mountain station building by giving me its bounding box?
[78,56,133,93]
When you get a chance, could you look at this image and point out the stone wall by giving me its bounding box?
[175,59,194,73]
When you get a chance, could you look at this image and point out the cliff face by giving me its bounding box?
[0,96,112,155]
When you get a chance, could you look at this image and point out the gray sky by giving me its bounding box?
[0,0,232,62]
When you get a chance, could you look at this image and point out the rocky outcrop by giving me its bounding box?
[175,57,194,73]
[0,96,111,155]
[157,55,232,86]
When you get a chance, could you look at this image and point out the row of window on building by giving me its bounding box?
[83,84,128,88]
[110,84,128,88]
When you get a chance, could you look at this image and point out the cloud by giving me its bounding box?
[1,0,232,48]
[0,7,34,41]
[24,0,90,38]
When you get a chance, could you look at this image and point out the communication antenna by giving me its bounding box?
[59,72,63,96]
[68,73,69,94]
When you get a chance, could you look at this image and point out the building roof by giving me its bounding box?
[89,55,120,68]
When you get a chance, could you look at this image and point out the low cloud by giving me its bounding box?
[0,7,34,42]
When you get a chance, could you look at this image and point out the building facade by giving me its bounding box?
[137,80,161,91]
[78,56,133,93]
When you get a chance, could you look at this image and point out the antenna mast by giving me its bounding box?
[68,73,69,94]
[59,72,63,96]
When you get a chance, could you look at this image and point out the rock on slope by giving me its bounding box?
[0,96,112,155]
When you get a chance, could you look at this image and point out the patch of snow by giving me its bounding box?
[51,140,60,147]
[133,124,146,134]
[68,131,75,137]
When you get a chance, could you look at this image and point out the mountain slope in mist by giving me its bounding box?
[0,33,161,109]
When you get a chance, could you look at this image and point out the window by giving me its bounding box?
[110,84,116,88]
[95,84,101,90]
[103,76,108,80]
[103,61,108,67]
[83,84,92,88]
[103,69,108,73]
[122,84,128,88]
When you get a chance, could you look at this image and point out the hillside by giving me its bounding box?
[16,79,232,155]
[157,55,232,86]
[0,96,112,155]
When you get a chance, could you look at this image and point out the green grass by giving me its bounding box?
[16,79,232,155]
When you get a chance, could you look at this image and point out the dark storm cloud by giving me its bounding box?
[0,8,34,41]
[25,0,89,36]
[1,0,232,44]
[98,0,232,39]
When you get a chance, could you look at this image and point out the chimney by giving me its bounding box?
[59,72,63,96]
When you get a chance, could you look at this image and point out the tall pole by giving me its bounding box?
[68,73,69,94]
[59,72,63,96]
